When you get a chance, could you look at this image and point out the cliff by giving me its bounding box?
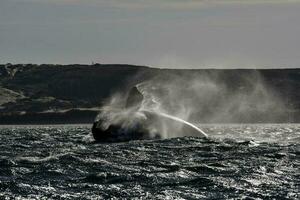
[0,64,299,124]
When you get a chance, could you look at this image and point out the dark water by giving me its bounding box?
[0,125,299,199]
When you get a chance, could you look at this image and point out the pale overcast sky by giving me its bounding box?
[0,0,300,68]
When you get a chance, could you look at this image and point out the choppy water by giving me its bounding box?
[0,124,299,199]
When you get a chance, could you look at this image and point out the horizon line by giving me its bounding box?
[0,62,299,70]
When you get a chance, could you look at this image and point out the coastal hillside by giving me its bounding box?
[0,64,299,124]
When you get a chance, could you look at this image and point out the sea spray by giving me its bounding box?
[135,71,286,123]
[93,86,208,141]
[141,109,208,138]
[94,70,285,140]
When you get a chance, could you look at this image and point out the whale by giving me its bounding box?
[92,87,207,142]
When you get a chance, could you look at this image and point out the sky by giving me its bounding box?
[0,0,300,68]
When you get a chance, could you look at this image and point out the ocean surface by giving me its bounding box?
[0,124,299,199]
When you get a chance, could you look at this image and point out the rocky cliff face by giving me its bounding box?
[0,64,299,124]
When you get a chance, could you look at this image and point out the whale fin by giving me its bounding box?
[125,86,144,109]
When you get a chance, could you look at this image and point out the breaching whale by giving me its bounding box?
[92,87,207,142]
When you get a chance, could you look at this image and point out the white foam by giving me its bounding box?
[141,109,208,138]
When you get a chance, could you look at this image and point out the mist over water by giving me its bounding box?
[136,70,286,123]
[96,70,286,139]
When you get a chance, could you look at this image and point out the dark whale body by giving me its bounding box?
[92,87,207,142]
[92,111,160,142]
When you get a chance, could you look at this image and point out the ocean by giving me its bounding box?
[0,124,299,199]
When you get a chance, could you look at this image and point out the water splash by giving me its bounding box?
[142,109,208,138]
[94,83,208,140]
